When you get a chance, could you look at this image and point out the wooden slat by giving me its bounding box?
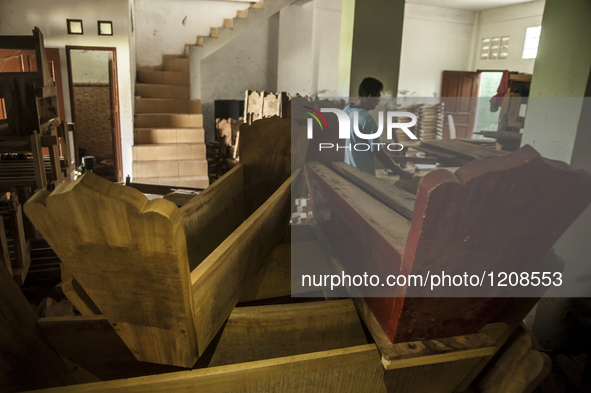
[354,297,500,369]
[239,116,291,215]
[25,341,492,393]
[208,299,368,366]
[238,242,291,302]
[331,162,415,219]
[420,139,507,160]
[190,169,299,356]
[24,172,198,368]
[181,164,244,270]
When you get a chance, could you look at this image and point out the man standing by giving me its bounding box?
[344,77,412,179]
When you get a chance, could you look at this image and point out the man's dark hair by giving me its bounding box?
[358,77,383,97]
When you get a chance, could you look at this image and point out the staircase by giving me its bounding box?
[133,57,208,188]
[133,0,296,188]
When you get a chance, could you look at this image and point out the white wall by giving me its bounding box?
[134,0,250,66]
[0,0,134,180]
[473,0,545,73]
[278,0,341,97]
[398,4,476,97]
[201,14,280,141]
[277,2,315,96]
[70,50,111,84]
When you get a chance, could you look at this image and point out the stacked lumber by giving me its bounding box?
[394,104,422,143]
[416,102,444,140]
[413,139,508,167]
[394,102,444,142]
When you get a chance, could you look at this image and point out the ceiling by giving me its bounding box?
[406,0,538,11]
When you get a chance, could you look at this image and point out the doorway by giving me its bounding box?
[66,46,122,182]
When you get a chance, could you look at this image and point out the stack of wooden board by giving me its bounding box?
[416,102,444,140]
[395,104,422,143]
[414,138,508,166]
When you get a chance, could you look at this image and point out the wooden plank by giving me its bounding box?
[331,162,415,219]
[181,164,244,270]
[0,258,74,392]
[25,341,491,393]
[304,161,410,303]
[24,172,198,368]
[9,192,31,284]
[0,216,11,275]
[30,132,47,189]
[190,169,299,356]
[238,242,291,302]
[208,300,368,367]
[420,139,507,160]
[353,297,500,369]
[239,116,291,215]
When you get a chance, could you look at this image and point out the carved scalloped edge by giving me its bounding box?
[33,172,181,222]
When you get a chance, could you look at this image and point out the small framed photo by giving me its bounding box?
[98,21,113,36]
[67,19,83,35]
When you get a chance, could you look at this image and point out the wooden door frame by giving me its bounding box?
[441,70,481,139]
[65,46,122,182]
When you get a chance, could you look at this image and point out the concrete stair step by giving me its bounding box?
[137,70,189,86]
[135,127,205,144]
[137,65,162,72]
[132,160,208,178]
[133,175,210,189]
[236,9,249,18]
[162,54,186,61]
[132,143,206,161]
[163,57,190,72]
[223,18,234,29]
[135,98,201,114]
[135,113,203,128]
[136,83,189,99]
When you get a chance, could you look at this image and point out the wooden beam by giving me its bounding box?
[331,162,415,219]
[190,169,300,356]
[181,164,244,270]
[420,139,507,161]
[24,172,199,368]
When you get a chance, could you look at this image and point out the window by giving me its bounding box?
[522,26,542,59]
[67,19,83,35]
